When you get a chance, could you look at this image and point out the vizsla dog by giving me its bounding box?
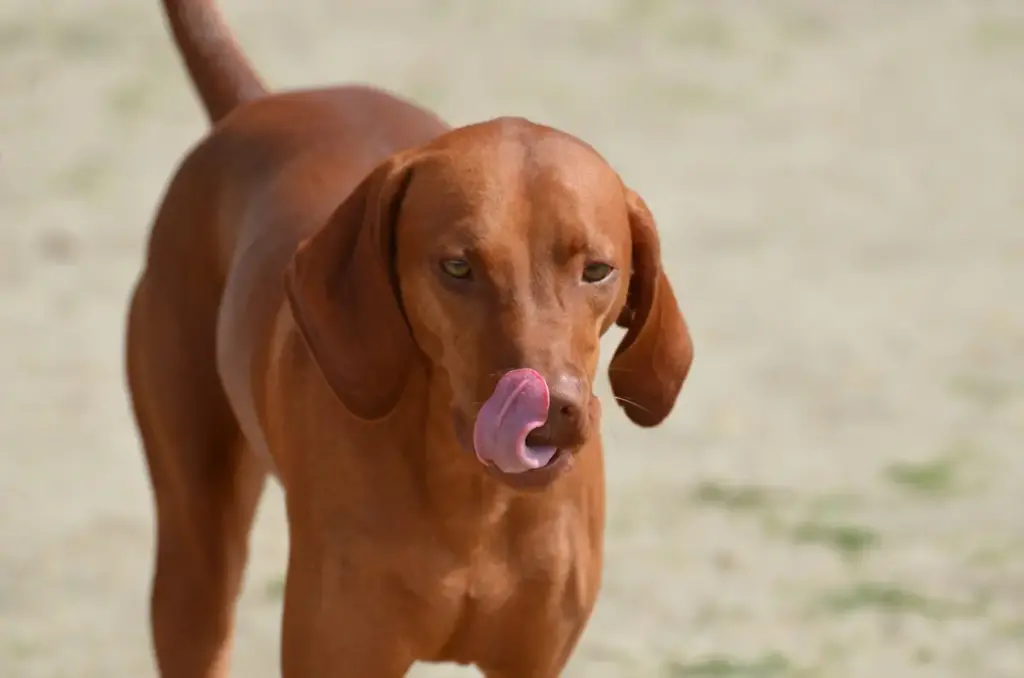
[125,0,693,676]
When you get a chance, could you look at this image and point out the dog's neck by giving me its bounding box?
[400,367,545,547]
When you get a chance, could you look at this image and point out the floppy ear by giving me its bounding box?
[283,154,419,420]
[609,189,694,428]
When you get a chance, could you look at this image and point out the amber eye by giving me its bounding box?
[582,261,614,283]
[440,258,472,280]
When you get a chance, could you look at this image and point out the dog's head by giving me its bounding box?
[285,118,692,489]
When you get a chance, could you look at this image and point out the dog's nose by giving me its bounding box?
[540,373,588,446]
[549,376,584,425]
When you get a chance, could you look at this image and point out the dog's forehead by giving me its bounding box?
[408,119,626,228]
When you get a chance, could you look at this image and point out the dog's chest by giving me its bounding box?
[421,501,598,664]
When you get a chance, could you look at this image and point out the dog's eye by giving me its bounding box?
[582,262,614,283]
[440,258,472,280]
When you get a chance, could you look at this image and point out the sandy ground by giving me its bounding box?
[2,0,1023,676]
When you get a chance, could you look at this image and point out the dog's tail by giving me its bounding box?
[161,0,268,124]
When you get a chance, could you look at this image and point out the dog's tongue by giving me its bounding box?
[473,369,557,474]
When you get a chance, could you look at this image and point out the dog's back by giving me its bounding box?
[126,4,449,674]
[136,0,450,465]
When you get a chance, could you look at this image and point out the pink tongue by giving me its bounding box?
[473,369,557,474]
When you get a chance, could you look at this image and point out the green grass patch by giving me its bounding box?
[817,581,961,618]
[806,492,863,516]
[666,653,791,677]
[884,450,969,498]
[692,481,781,511]
[791,520,880,562]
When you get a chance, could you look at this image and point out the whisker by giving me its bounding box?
[612,395,652,414]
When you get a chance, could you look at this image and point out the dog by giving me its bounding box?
[125,0,693,675]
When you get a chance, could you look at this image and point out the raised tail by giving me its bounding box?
[160,0,268,124]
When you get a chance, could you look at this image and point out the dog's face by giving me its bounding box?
[285,118,692,489]
[395,127,630,483]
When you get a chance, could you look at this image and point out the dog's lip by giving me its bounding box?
[453,412,575,487]
[480,447,574,489]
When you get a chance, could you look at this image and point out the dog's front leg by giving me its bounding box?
[280,536,416,678]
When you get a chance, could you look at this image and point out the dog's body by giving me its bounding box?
[126,1,693,676]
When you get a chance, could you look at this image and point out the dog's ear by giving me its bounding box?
[284,154,419,420]
[609,189,694,427]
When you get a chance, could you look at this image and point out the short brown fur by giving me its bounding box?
[126,1,693,676]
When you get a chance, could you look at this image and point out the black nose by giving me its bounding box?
[529,373,588,448]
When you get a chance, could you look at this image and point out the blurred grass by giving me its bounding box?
[790,519,879,562]
[692,481,782,511]
[665,653,793,678]
[815,581,974,619]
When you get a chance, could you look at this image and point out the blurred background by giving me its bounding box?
[1,0,1023,676]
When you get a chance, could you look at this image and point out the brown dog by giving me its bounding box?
[126,1,693,676]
